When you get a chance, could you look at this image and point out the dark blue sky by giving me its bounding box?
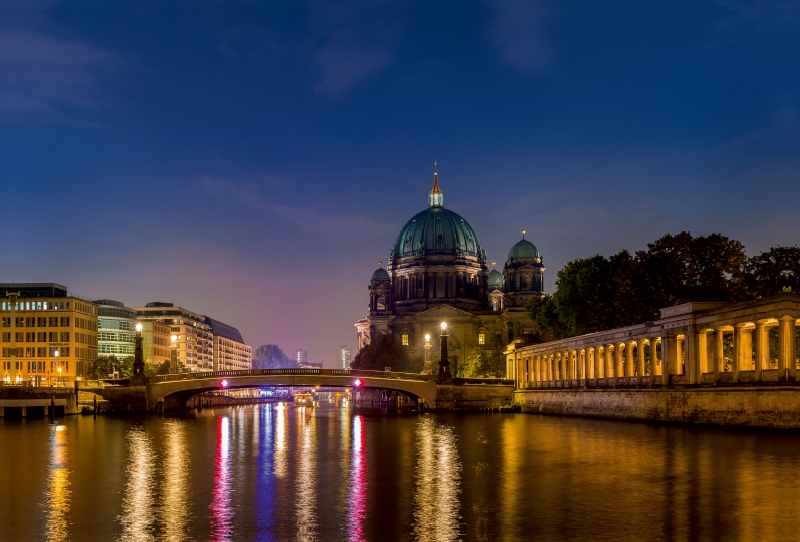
[2,0,799,365]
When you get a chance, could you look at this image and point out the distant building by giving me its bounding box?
[204,316,251,370]
[94,300,137,359]
[0,283,98,385]
[134,303,213,372]
[340,345,351,369]
[301,361,323,369]
[295,349,308,366]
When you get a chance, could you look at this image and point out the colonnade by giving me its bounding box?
[507,295,800,389]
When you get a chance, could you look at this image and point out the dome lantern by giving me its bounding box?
[428,161,443,207]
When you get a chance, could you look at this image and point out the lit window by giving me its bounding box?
[401,333,409,346]
[478,333,485,345]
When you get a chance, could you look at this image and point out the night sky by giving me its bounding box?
[2,1,799,365]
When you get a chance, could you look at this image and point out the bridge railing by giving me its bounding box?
[147,368,438,384]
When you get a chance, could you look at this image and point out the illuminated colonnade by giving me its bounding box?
[507,294,800,389]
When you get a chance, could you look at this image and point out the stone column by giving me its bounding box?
[754,323,767,382]
[662,336,676,385]
[581,349,587,381]
[636,339,646,378]
[733,324,745,382]
[625,342,635,378]
[778,316,797,381]
[650,338,661,376]
[607,345,615,379]
[697,331,708,379]
[685,327,699,385]
[741,328,753,371]
[615,344,624,380]
[597,347,604,379]
[715,329,724,377]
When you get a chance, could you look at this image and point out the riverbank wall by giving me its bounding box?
[515,387,800,429]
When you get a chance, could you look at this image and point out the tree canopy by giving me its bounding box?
[462,347,506,378]
[527,232,800,341]
[351,334,422,373]
[253,345,298,369]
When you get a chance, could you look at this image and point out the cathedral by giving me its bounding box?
[355,167,546,375]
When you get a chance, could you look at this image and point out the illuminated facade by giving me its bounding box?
[0,283,98,385]
[204,316,251,370]
[355,169,545,375]
[134,303,214,372]
[141,320,171,368]
[95,299,136,358]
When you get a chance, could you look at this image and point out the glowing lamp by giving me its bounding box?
[220,379,229,388]
[171,335,178,342]
[424,334,430,341]
[440,322,447,330]
[354,379,362,387]
[135,323,143,332]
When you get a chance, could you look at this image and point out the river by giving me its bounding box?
[1,403,799,541]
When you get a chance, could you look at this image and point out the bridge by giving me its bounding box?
[86,368,514,412]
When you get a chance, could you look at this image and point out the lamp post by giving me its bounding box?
[54,349,60,386]
[423,334,432,374]
[131,323,145,385]
[170,334,179,374]
[437,322,452,384]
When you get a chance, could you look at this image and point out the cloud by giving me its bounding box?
[0,28,118,119]
[487,0,552,74]
[199,176,396,238]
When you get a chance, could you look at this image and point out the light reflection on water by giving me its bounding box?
[295,407,318,541]
[119,426,155,542]
[413,417,462,542]
[44,427,71,542]
[209,415,233,541]
[160,419,190,542]
[9,404,800,541]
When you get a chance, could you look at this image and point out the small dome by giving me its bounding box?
[371,267,390,281]
[488,269,505,291]
[508,237,541,261]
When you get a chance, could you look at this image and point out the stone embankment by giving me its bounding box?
[515,388,800,429]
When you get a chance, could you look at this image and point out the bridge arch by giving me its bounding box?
[143,369,438,412]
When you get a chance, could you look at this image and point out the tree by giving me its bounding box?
[253,345,298,369]
[462,347,506,378]
[351,334,421,372]
[742,246,800,298]
[88,356,133,380]
[145,360,172,377]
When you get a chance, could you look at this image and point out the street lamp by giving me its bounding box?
[54,349,60,386]
[438,321,452,384]
[170,335,179,374]
[423,333,432,375]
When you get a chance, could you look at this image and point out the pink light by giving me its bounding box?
[220,379,229,387]
[354,379,362,387]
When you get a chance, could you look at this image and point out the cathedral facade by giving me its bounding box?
[355,169,546,375]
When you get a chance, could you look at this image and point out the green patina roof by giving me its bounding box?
[508,239,541,261]
[488,269,505,288]
[371,267,391,281]
[391,206,486,261]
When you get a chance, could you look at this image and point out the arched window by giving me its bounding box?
[377,297,386,310]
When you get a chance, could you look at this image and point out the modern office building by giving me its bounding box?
[295,349,308,366]
[134,302,213,372]
[204,316,251,370]
[95,299,136,359]
[140,320,171,369]
[0,283,98,385]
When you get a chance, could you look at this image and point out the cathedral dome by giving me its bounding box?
[371,266,390,281]
[507,229,541,261]
[488,269,505,291]
[390,168,485,262]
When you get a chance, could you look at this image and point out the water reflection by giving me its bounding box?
[274,403,288,478]
[295,407,318,541]
[209,416,233,541]
[256,405,275,534]
[160,419,190,542]
[44,426,71,542]
[119,426,156,542]
[347,415,367,541]
[413,417,462,542]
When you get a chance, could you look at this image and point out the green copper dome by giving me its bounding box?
[371,267,390,281]
[508,239,541,261]
[488,269,505,291]
[391,206,485,260]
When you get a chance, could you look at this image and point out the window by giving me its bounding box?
[26,317,35,327]
[1,333,9,342]
[37,317,46,327]
[49,332,58,342]
[401,333,409,346]
[60,317,69,327]
[50,317,58,327]
[60,332,70,342]
[478,333,485,345]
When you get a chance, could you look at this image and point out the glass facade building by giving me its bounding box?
[95,300,137,359]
